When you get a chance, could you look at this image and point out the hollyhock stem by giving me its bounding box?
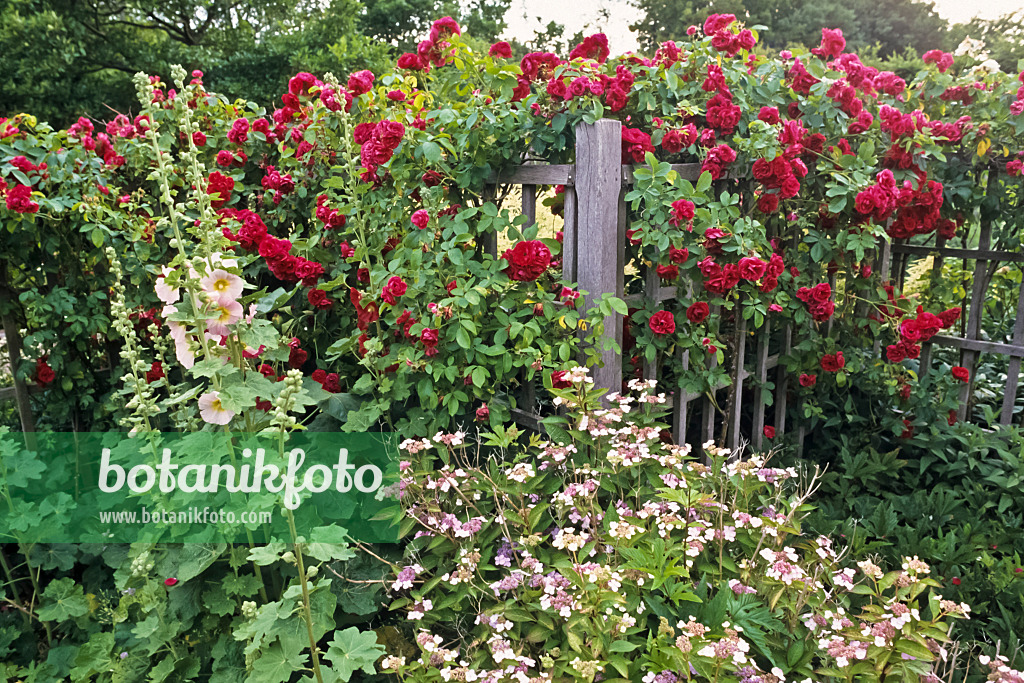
[287,501,325,683]
[276,430,324,683]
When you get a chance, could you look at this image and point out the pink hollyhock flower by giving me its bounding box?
[155,266,180,305]
[200,269,244,307]
[207,300,243,337]
[198,391,234,425]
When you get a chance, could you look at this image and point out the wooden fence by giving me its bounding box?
[486,118,1024,450]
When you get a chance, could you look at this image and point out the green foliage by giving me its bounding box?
[790,415,1024,677]
[0,0,389,126]
[387,373,969,681]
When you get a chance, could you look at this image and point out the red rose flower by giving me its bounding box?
[308,288,332,309]
[656,264,679,280]
[381,276,408,305]
[420,328,439,347]
[763,426,775,439]
[649,310,676,335]
[951,366,969,382]
[489,42,513,58]
[475,403,490,421]
[35,359,55,387]
[551,371,572,389]
[502,240,552,281]
[737,257,767,281]
[820,352,845,372]
[164,578,178,587]
[669,199,695,227]
[686,302,710,324]
[757,193,779,213]
[206,171,234,209]
[798,373,816,387]
[669,247,689,264]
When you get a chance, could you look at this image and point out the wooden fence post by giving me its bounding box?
[574,120,623,394]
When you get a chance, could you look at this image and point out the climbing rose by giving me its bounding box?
[308,289,332,309]
[686,302,710,324]
[411,209,430,229]
[799,373,817,387]
[669,199,695,226]
[206,172,234,209]
[381,276,408,305]
[763,426,776,439]
[649,311,676,335]
[35,359,55,387]
[5,185,39,213]
[489,42,512,58]
[951,366,969,382]
[820,352,845,372]
[502,241,552,281]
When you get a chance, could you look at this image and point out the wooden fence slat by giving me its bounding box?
[916,237,948,383]
[562,187,578,282]
[673,348,690,443]
[958,222,992,421]
[727,311,746,452]
[701,305,721,446]
[485,164,575,186]
[774,324,792,436]
[1000,274,1024,424]
[574,120,624,395]
[929,335,1024,357]
[873,237,892,356]
[751,328,770,451]
[521,184,537,226]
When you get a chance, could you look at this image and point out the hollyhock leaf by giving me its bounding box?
[217,383,259,412]
[248,543,288,566]
[70,632,116,679]
[324,627,386,681]
[249,644,307,683]
[320,393,362,423]
[306,526,356,562]
[157,544,226,584]
[3,449,45,487]
[38,577,90,621]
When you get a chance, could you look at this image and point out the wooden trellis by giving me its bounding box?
[485,119,1024,446]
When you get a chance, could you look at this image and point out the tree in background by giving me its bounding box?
[0,0,510,126]
[947,11,1024,72]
